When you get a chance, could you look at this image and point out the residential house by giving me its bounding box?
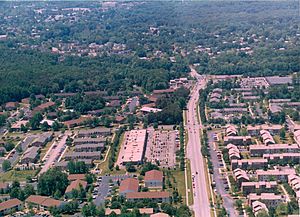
[263,153,300,163]
[31,133,53,147]
[150,213,170,217]
[5,102,18,111]
[247,125,282,136]
[241,181,277,194]
[126,192,170,203]
[248,193,285,208]
[63,116,92,128]
[252,201,268,217]
[64,151,101,161]
[119,178,139,196]
[73,137,106,146]
[260,130,275,145]
[77,128,111,138]
[0,198,23,216]
[256,168,296,182]
[20,146,40,164]
[233,168,250,186]
[65,179,87,197]
[224,136,252,145]
[33,101,56,114]
[25,195,65,211]
[144,170,163,189]
[68,174,86,181]
[226,144,240,160]
[0,182,9,193]
[226,125,238,136]
[231,159,267,170]
[249,144,300,157]
[74,143,105,152]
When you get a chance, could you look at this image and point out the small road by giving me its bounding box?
[186,66,211,217]
[208,131,236,216]
[39,133,69,175]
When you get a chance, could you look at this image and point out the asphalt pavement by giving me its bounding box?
[208,131,236,216]
[94,174,132,206]
[186,66,211,217]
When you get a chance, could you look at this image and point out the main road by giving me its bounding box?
[186,66,211,217]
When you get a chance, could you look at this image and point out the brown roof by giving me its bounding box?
[68,174,86,181]
[26,195,62,207]
[150,213,170,217]
[153,89,175,94]
[66,180,87,193]
[33,101,55,112]
[63,116,91,127]
[126,191,170,199]
[119,178,139,193]
[5,102,17,108]
[0,182,8,189]
[0,198,22,212]
[145,170,163,182]
[115,115,125,122]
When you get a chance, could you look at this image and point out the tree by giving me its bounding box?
[52,121,61,131]
[23,184,35,198]
[4,142,14,152]
[280,128,286,139]
[20,124,28,133]
[29,112,43,130]
[37,167,68,197]
[0,115,6,127]
[2,160,11,172]
[67,161,88,174]
[41,121,50,131]
[81,203,99,217]
[275,203,288,216]
[125,162,136,172]
[256,211,269,217]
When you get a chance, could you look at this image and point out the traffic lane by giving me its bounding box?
[187,119,210,215]
[189,125,210,216]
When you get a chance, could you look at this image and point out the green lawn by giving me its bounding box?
[0,169,37,182]
[186,159,194,206]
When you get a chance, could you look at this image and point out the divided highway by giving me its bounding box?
[186,67,211,217]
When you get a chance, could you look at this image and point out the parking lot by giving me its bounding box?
[93,174,132,206]
[145,128,179,168]
[208,131,236,216]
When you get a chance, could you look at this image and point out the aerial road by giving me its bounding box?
[186,66,211,217]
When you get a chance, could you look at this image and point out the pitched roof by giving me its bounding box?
[145,170,163,182]
[150,213,170,217]
[0,198,22,212]
[68,174,86,181]
[126,191,170,199]
[26,195,62,207]
[0,182,8,189]
[119,178,139,193]
[65,180,87,193]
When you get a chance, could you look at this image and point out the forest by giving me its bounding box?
[0,1,299,104]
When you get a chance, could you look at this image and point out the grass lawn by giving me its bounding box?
[186,159,194,206]
[0,169,37,182]
[169,169,186,204]
[39,140,53,160]
[98,133,125,175]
